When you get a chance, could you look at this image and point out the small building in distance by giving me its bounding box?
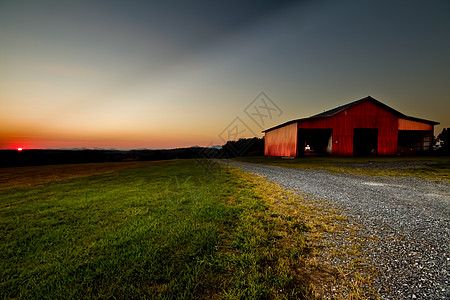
[263,96,439,157]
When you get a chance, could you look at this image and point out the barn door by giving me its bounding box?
[297,129,333,157]
[353,128,378,156]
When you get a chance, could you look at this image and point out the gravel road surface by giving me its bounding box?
[222,160,450,300]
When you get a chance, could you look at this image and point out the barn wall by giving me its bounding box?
[398,119,434,153]
[298,101,399,156]
[264,122,297,157]
[398,130,434,153]
[398,118,432,131]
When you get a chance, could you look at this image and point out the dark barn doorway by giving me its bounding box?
[398,130,433,154]
[297,129,333,157]
[353,128,378,156]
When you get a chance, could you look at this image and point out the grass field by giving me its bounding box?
[234,156,450,183]
[0,159,376,299]
[0,161,164,190]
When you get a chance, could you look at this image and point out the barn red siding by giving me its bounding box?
[295,101,399,156]
[264,122,297,157]
[398,118,432,131]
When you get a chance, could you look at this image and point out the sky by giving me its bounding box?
[1,0,449,150]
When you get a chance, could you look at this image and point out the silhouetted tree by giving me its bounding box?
[437,128,450,154]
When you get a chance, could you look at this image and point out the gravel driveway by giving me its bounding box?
[221,160,450,300]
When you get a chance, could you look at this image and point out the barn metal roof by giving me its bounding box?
[263,96,439,133]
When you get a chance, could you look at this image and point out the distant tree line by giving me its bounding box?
[0,137,265,167]
[0,149,199,168]
[221,137,264,158]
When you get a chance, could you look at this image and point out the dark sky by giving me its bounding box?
[1,0,449,149]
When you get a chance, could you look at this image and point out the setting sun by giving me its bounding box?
[17,148,22,151]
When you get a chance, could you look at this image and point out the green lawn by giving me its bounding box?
[1,160,331,299]
[234,156,450,182]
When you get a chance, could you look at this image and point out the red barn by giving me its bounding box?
[263,96,439,157]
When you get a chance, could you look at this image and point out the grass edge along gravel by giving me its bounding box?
[1,159,377,299]
[226,172,379,299]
